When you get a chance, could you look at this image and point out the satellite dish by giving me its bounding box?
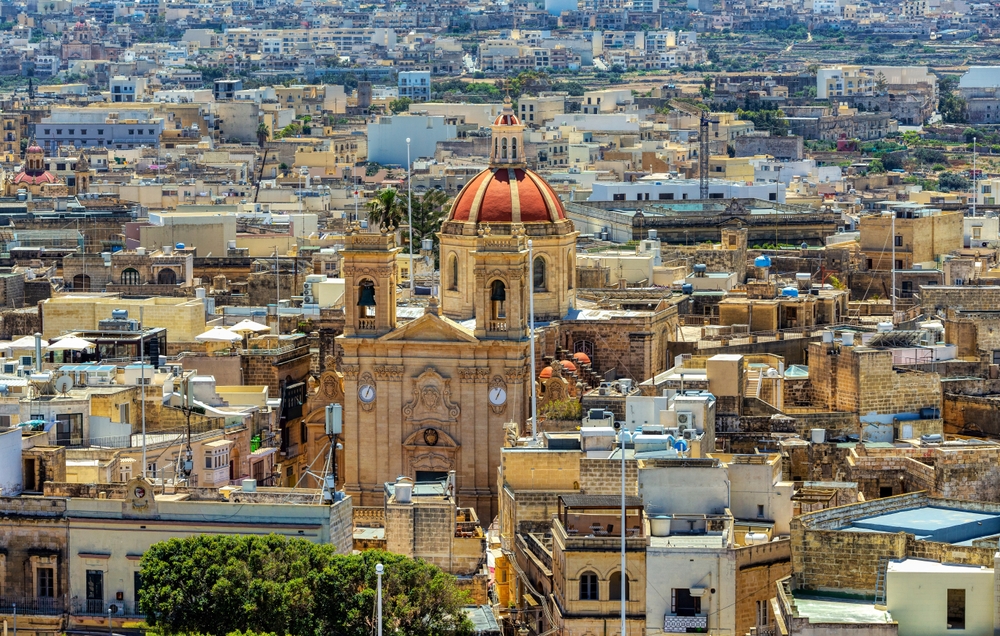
[54,375,72,396]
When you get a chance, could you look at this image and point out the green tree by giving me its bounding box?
[389,97,412,114]
[410,189,451,260]
[736,108,789,136]
[867,158,886,174]
[367,187,406,230]
[937,171,970,191]
[256,123,269,148]
[939,75,967,124]
[139,536,472,636]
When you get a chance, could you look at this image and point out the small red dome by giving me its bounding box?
[572,352,591,364]
[539,366,553,378]
[447,167,566,224]
[560,360,576,372]
[26,144,42,153]
[13,170,56,186]
[493,111,520,126]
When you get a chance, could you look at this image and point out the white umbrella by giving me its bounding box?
[196,326,242,343]
[47,336,96,351]
[228,319,271,333]
[9,335,46,348]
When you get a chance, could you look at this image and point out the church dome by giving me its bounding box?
[446,167,566,224]
[445,98,566,226]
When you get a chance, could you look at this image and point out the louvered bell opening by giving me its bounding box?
[357,284,377,307]
[490,281,506,301]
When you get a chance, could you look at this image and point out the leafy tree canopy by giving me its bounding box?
[139,536,472,636]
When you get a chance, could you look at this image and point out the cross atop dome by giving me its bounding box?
[490,97,525,168]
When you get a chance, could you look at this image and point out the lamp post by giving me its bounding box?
[973,136,978,217]
[528,239,537,442]
[375,563,384,636]
[406,137,414,293]
[619,426,627,636]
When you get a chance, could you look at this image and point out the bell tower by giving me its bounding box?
[74,150,90,195]
[490,97,526,167]
[24,142,44,174]
[341,222,399,338]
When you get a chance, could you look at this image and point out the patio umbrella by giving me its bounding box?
[196,326,242,343]
[228,319,271,333]
[47,336,96,351]
[9,335,47,349]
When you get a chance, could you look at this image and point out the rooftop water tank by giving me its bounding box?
[175,243,185,249]
[796,272,812,290]
[693,264,707,276]
[111,309,128,320]
[842,331,855,346]
[877,322,893,333]
[673,439,688,452]
[822,330,834,344]
[754,255,771,268]
[682,283,693,295]
[810,428,826,443]
[394,476,414,504]
[781,287,799,297]
[745,532,769,546]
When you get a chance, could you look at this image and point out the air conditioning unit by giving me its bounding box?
[303,294,315,304]
[107,602,124,615]
[3,363,16,374]
[676,411,694,427]
[683,428,696,440]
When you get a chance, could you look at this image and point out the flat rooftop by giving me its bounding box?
[847,506,1000,544]
[791,594,893,625]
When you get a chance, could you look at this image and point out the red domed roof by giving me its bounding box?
[26,144,42,154]
[493,111,520,126]
[539,366,553,378]
[447,167,566,224]
[560,360,576,372]
[13,170,56,186]
[572,352,591,364]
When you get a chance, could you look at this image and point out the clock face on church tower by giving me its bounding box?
[489,387,507,406]
[358,384,376,403]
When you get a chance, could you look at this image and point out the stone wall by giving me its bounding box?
[579,457,637,496]
[922,286,1000,313]
[734,539,791,636]
[0,306,41,339]
[732,136,803,161]
[0,496,69,603]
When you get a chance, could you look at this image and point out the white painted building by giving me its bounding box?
[366,115,457,166]
[589,177,786,203]
[886,559,996,636]
[0,427,22,496]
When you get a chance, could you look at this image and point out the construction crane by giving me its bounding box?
[669,100,719,200]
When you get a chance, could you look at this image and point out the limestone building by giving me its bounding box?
[338,100,578,521]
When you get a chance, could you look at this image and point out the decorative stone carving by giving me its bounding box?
[402,368,460,424]
[321,371,345,402]
[459,367,491,383]
[341,364,360,380]
[505,366,527,383]
[374,365,404,381]
[503,421,519,447]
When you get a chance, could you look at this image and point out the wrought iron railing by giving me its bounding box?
[0,596,65,616]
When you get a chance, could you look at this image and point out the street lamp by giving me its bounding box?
[375,563,384,636]
[406,137,414,293]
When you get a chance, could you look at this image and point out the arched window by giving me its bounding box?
[609,571,630,601]
[494,137,498,159]
[449,254,459,291]
[490,280,506,319]
[579,571,599,601]
[357,279,377,318]
[512,137,518,160]
[501,137,508,160]
[120,268,140,285]
[533,256,546,291]
[157,268,177,285]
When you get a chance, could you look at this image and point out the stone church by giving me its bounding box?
[338,100,578,521]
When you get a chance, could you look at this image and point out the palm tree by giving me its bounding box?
[367,187,405,230]
[256,123,269,148]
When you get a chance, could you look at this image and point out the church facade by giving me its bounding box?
[338,101,578,521]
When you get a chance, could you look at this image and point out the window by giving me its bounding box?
[579,571,599,600]
[533,256,546,291]
[501,137,508,160]
[37,567,54,598]
[879,486,894,498]
[974,227,982,239]
[757,504,765,518]
[448,254,458,291]
[672,588,701,616]
[756,599,769,626]
[659,192,674,200]
[894,235,903,247]
[613,193,625,201]
[567,250,574,290]
[134,572,142,611]
[147,463,157,477]
[895,260,903,270]
[119,403,129,423]
[121,268,140,285]
[947,589,965,629]
[55,413,83,446]
[609,571,630,600]
[205,454,213,469]
[490,280,507,320]
[511,137,517,160]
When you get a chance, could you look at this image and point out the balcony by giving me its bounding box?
[0,596,65,616]
[664,615,707,633]
[71,599,143,617]
[358,318,376,331]
[488,320,508,333]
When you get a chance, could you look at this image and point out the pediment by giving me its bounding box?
[378,312,478,343]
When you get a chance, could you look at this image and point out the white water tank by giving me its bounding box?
[745,532,769,545]
[241,478,257,492]
[877,322,893,333]
[842,331,855,346]
[810,428,826,443]
[822,330,834,344]
[394,476,414,504]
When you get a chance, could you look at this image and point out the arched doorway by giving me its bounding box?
[120,268,140,285]
[73,273,90,291]
[157,268,176,285]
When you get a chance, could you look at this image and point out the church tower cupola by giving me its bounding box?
[490,97,526,168]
